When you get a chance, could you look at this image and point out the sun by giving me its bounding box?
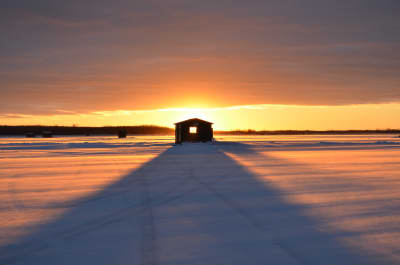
[176,108,213,121]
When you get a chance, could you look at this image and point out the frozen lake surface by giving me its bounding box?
[1,135,400,264]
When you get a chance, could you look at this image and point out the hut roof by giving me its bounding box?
[174,118,213,125]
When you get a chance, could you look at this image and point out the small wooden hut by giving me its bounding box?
[175,118,213,144]
[42,131,53,138]
[118,129,127,138]
[25,132,36,138]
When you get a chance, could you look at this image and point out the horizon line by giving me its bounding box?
[1,124,400,132]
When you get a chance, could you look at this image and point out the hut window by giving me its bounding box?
[189,127,197,134]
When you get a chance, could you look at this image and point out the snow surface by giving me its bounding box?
[1,135,400,264]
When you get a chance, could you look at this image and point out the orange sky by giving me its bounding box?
[1,1,400,130]
[2,103,400,131]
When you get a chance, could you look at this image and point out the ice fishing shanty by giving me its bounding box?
[175,118,213,144]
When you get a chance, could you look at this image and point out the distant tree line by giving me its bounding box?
[0,125,174,136]
[1,125,399,136]
[215,129,400,135]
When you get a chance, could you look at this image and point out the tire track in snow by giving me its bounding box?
[186,155,309,265]
[139,174,158,265]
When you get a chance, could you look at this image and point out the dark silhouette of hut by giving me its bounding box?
[42,131,53,138]
[25,132,36,138]
[175,118,213,144]
[118,129,127,138]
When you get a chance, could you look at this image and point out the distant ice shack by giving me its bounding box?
[175,118,213,144]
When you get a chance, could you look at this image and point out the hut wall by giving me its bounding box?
[175,120,213,143]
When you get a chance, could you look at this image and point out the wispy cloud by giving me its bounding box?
[0,113,34,119]
[89,103,400,117]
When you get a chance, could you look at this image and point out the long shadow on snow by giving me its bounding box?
[0,142,379,265]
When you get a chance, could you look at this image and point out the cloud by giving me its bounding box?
[0,113,33,119]
[1,0,400,115]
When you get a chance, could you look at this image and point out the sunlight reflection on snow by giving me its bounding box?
[1,135,400,263]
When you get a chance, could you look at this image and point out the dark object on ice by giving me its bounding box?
[175,118,213,144]
[118,130,127,138]
[25,132,36,138]
[42,131,53,138]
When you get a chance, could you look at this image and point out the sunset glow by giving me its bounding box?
[2,103,400,131]
[1,1,400,130]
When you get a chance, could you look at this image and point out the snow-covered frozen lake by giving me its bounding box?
[1,135,400,264]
